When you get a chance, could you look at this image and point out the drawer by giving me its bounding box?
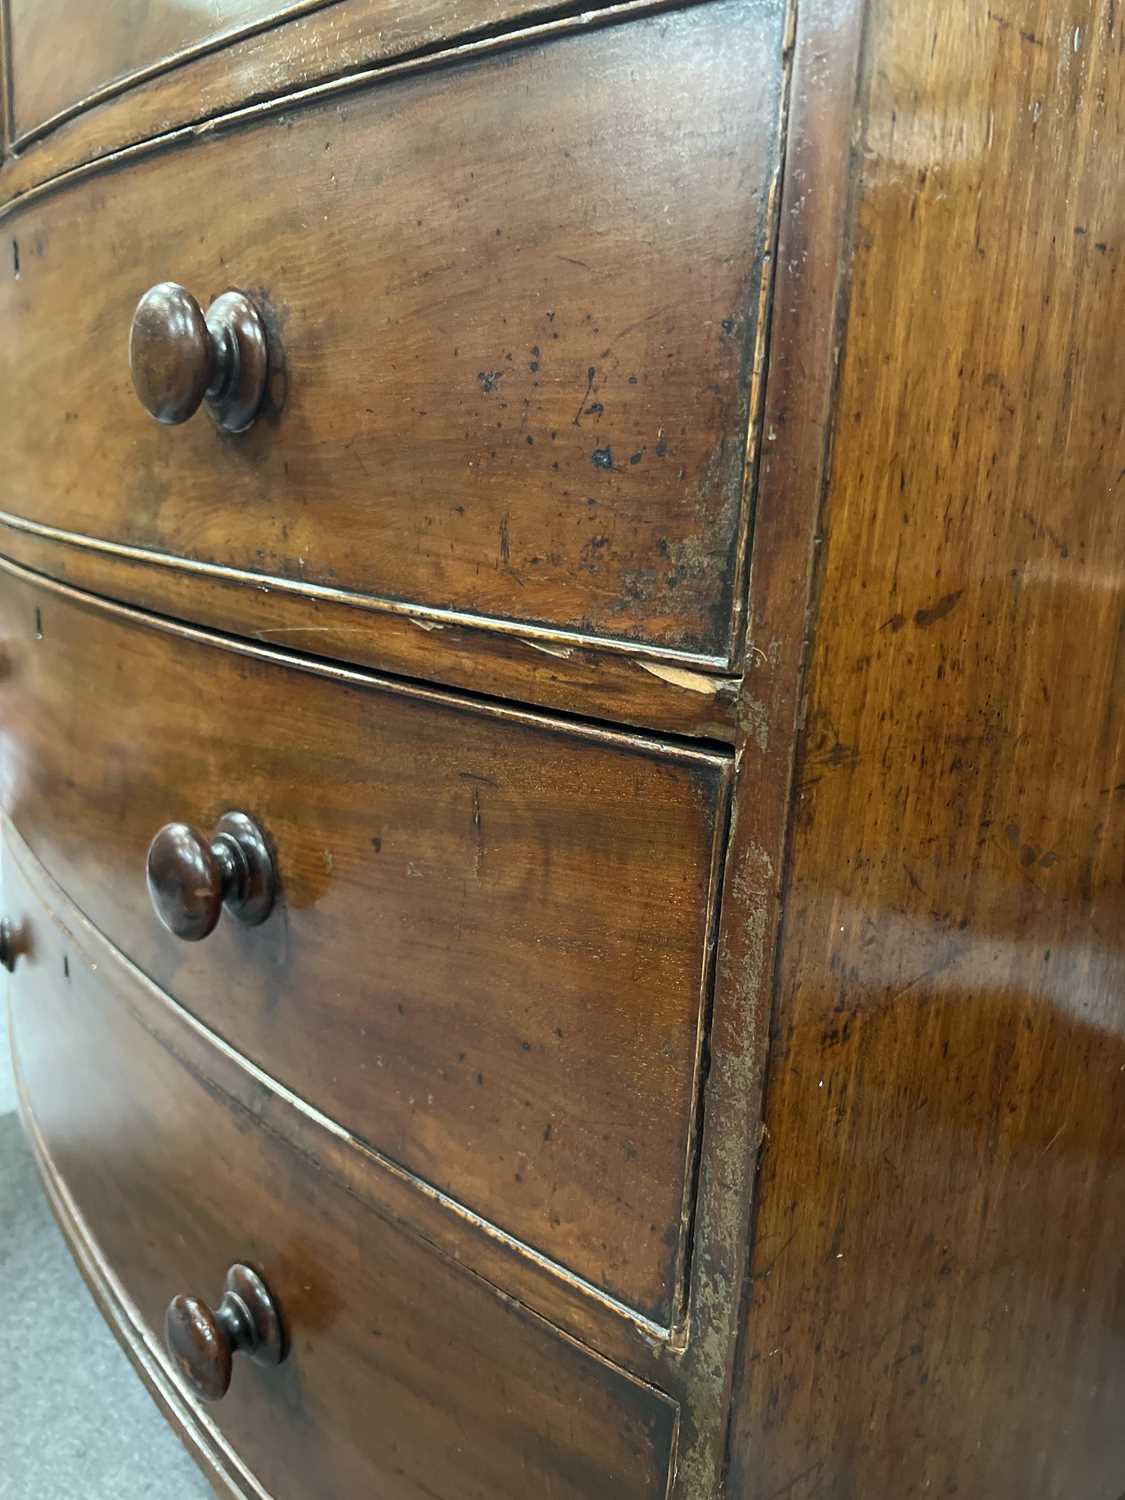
[0,0,784,662]
[3,843,679,1500]
[0,562,730,1327]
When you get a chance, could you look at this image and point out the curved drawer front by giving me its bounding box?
[0,0,784,660]
[3,847,679,1500]
[0,564,730,1326]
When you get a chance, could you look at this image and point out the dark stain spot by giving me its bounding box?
[499,513,511,563]
[478,369,504,394]
[370,837,382,853]
[543,1122,553,1143]
[654,433,668,458]
[629,449,645,465]
[62,955,69,980]
[476,1072,485,1086]
[529,361,540,372]
[1039,851,1058,869]
[520,1040,532,1052]
[880,612,906,632]
[586,402,604,415]
[827,741,859,768]
[591,447,614,470]
[1005,823,1020,846]
[11,239,19,279]
[627,373,638,384]
[526,434,534,445]
[914,589,964,628]
[721,317,737,335]
[1020,845,1038,867]
[34,608,43,640]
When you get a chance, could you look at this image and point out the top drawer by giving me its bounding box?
[0,0,785,664]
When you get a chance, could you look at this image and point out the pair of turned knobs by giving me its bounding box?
[146,810,275,942]
[129,282,270,433]
[146,820,284,1400]
[168,1264,285,1402]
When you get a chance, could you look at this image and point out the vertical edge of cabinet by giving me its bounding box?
[674,0,872,1496]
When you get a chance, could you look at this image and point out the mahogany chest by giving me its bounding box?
[1,2,1121,1497]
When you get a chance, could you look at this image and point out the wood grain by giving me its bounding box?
[1,0,633,178]
[0,515,743,741]
[665,0,870,1492]
[0,0,784,662]
[730,1,1125,1495]
[0,558,730,1327]
[2,811,680,1379]
[7,0,315,144]
[5,843,679,1500]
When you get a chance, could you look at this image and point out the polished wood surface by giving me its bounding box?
[5,844,679,1500]
[130,283,270,432]
[0,1,643,201]
[0,559,730,1326]
[7,0,323,144]
[165,1263,287,1404]
[0,0,783,662]
[0,510,743,742]
[731,1,1125,1495]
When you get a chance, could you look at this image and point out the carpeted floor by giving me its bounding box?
[0,990,214,1499]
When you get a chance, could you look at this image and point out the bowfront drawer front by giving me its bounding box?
[0,0,784,662]
[0,563,730,1327]
[3,845,679,1500]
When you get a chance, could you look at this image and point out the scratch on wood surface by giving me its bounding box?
[523,639,573,659]
[639,662,722,694]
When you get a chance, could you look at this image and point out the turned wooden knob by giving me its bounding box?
[0,917,14,972]
[129,282,268,433]
[166,1264,285,1403]
[146,811,275,942]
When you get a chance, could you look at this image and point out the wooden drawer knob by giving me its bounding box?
[0,917,14,972]
[165,1264,285,1403]
[146,811,275,942]
[129,282,268,433]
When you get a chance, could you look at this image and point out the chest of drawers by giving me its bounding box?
[1,2,1122,1498]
